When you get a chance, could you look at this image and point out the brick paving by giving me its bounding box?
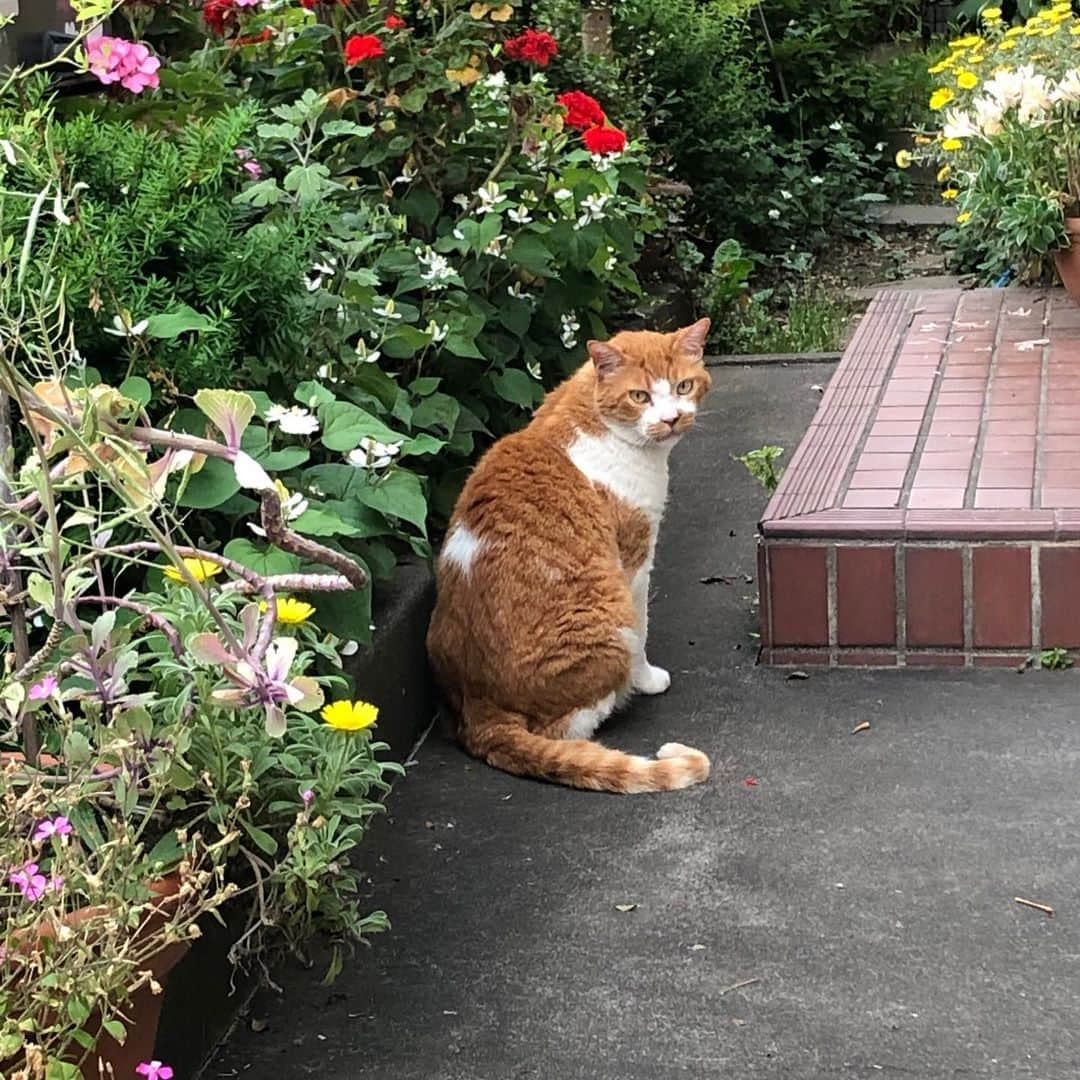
[759,287,1080,666]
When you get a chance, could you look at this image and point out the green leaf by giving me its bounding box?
[398,86,428,113]
[256,447,310,471]
[410,392,460,435]
[194,388,256,448]
[294,381,338,409]
[284,162,335,205]
[62,730,92,765]
[223,539,302,577]
[401,186,440,229]
[321,119,375,138]
[148,830,185,870]
[101,1018,127,1044]
[498,299,532,338]
[320,402,404,451]
[176,455,241,509]
[292,506,367,538]
[491,368,541,408]
[354,470,428,535]
[241,819,279,856]
[508,233,553,275]
[46,1062,83,1080]
[312,579,373,643]
[119,376,152,407]
[67,999,91,1026]
[145,306,216,339]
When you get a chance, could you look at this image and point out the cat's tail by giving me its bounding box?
[460,703,709,794]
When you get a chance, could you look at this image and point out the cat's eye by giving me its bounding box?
[629,389,651,404]
[675,378,694,395]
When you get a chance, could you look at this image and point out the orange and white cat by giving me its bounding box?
[426,320,712,793]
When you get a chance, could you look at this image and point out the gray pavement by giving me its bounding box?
[210,362,1080,1080]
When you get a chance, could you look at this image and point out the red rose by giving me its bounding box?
[557,90,605,130]
[503,29,558,66]
[203,0,236,34]
[384,13,406,28]
[344,33,385,64]
[583,124,627,155]
[300,0,318,8]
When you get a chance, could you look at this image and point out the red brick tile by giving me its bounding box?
[905,652,966,667]
[974,654,1030,668]
[938,392,986,406]
[973,546,1032,648]
[858,453,914,471]
[769,546,829,647]
[905,547,964,647]
[929,419,980,436]
[907,489,965,509]
[1044,435,1080,452]
[918,451,975,469]
[974,489,1031,508]
[982,451,1035,469]
[766,648,830,666]
[935,406,982,421]
[864,436,918,453]
[1040,469,1080,486]
[912,470,970,488]
[977,469,1033,488]
[850,470,908,489]
[757,544,770,648]
[987,405,1038,420]
[843,490,901,509]
[877,407,926,422]
[987,420,1039,436]
[923,436,978,452]
[1041,488,1080,508]
[837,652,898,667]
[880,392,932,407]
[836,547,896,646]
[1039,548,1080,647]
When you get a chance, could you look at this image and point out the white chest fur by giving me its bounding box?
[566,428,670,525]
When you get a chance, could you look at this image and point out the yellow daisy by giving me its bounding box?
[956,211,972,224]
[930,87,956,110]
[267,597,317,625]
[937,164,950,182]
[895,149,913,168]
[956,70,979,89]
[322,700,379,732]
[1004,25,1025,37]
[997,39,1017,50]
[942,137,964,151]
[949,34,983,49]
[928,58,954,75]
[981,6,1002,22]
[163,557,223,584]
[941,187,960,200]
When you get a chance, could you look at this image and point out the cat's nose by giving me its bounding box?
[661,416,678,428]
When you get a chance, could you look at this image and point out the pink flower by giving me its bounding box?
[9,862,62,902]
[243,160,263,178]
[33,816,73,844]
[136,1064,175,1080]
[85,36,161,95]
[233,0,261,6]
[28,674,58,700]
[301,788,314,805]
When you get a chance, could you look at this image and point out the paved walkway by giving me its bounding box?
[211,363,1080,1079]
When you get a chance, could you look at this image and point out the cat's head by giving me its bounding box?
[587,319,712,447]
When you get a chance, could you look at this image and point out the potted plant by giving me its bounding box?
[915,2,1080,295]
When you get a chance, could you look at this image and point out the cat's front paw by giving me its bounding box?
[632,662,671,695]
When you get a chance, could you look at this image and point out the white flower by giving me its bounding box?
[829,120,844,132]
[1052,69,1080,105]
[340,639,360,657]
[484,234,508,257]
[475,181,508,215]
[874,141,886,151]
[604,247,617,272]
[768,208,781,220]
[347,437,402,470]
[507,281,527,298]
[452,193,470,210]
[417,248,454,289]
[780,189,793,200]
[373,299,402,320]
[354,341,381,364]
[425,320,449,343]
[393,162,418,186]
[452,228,466,241]
[268,405,320,436]
[576,192,611,228]
[483,71,507,90]
[304,256,337,292]
[984,65,1028,109]
[560,313,580,350]
[1019,77,1053,125]
[315,363,339,385]
[942,108,981,141]
[553,187,573,201]
[972,94,1004,135]
[507,206,533,224]
[809,176,824,186]
[104,314,149,338]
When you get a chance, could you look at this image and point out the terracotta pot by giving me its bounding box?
[1054,217,1080,303]
[2,862,190,1076]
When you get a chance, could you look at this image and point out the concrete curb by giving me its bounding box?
[706,351,843,367]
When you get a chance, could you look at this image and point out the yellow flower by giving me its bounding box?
[956,211,972,224]
[322,700,379,732]
[468,1,489,15]
[949,34,983,48]
[1072,23,1080,35]
[489,3,513,20]
[1005,25,1025,37]
[914,134,934,145]
[164,557,222,584]
[928,58,953,74]
[966,51,985,65]
[942,137,964,151]
[956,69,979,89]
[981,6,1002,21]
[937,164,950,181]
[997,38,1017,50]
[266,597,317,625]
[1040,25,1060,36]
[895,149,913,168]
[446,54,482,84]
[930,87,956,110]
[941,187,960,200]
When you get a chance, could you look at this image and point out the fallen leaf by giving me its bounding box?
[851,721,871,734]
[250,1018,269,1033]
[786,670,810,681]
[614,903,638,913]
[810,384,824,393]
[700,574,736,585]
[1015,338,1049,351]
[689,943,706,951]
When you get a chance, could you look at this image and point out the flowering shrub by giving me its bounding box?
[918,2,1080,281]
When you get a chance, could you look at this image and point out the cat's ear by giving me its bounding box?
[588,340,624,378]
[677,318,711,363]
